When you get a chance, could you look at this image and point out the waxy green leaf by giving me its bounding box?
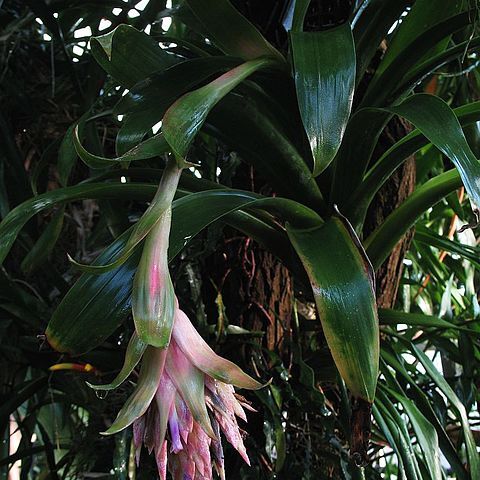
[46,229,142,354]
[291,24,356,176]
[162,57,278,160]
[184,0,283,62]
[389,94,480,211]
[387,388,442,479]
[287,211,379,402]
[410,343,480,477]
[91,25,178,88]
[73,126,170,169]
[114,56,240,154]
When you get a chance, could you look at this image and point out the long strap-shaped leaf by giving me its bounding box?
[291,23,356,176]
[347,100,480,227]
[388,94,480,210]
[386,387,442,479]
[287,210,379,403]
[184,0,283,62]
[162,57,278,160]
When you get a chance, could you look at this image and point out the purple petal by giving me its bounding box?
[175,396,193,444]
[211,418,225,480]
[169,405,184,454]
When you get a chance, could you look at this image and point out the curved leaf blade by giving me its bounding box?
[162,57,278,160]
[74,126,170,169]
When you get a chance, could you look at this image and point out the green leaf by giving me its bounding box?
[114,56,240,154]
[206,93,326,212]
[389,94,480,210]
[381,350,469,479]
[91,24,178,88]
[375,393,421,480]
[20,207,65,275]
[0,183,155,267]
[69,160,182,274]
[353,0,410,84]
[102,347,165,435]
[44,189,262,354]
[287,210,379,402]
[365,169,461,268]
[74,125,170,169]
[46,229,142,354]
[415,226,480,267]
[347,101,480,227]
[386,388,442,479]
[163,57,279,160]
[282,0,310,33]
[362,11,472,107]
[374,0,463,79]
[379,309,465,330]
[410,343,480,477]
[291,23,356,176]
[183,0,283,62]
[87,333,147,391]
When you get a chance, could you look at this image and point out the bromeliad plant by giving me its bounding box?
[1,0,480,478]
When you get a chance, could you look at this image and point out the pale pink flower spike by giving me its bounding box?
[130,307,261,480]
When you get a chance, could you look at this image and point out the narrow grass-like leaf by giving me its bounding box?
[365,169,461,268]
[379,309,466,330]
[87,333,147,391]
[291,24,356,176]
[387,388,442,479]
[409,343,480,477]
[162,57,278,160]
[287,211,379,402]
[375,393,421,480]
